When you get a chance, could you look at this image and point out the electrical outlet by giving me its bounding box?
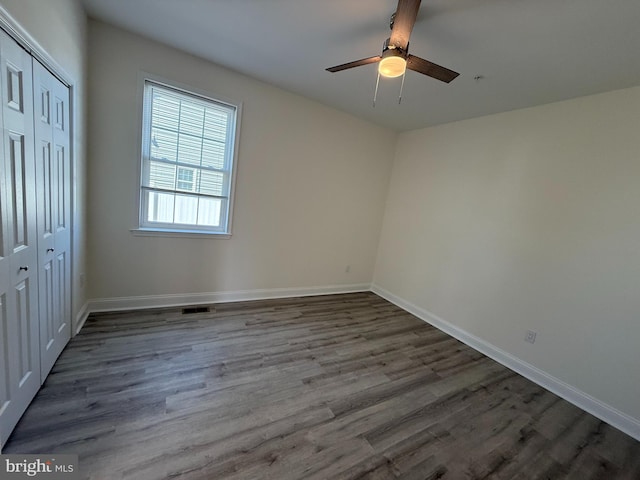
[525,330,537,344]
[345,265,351,273]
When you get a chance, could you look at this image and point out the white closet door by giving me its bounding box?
[34,60,71,381]
[0,30,39,446]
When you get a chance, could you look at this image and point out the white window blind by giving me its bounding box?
[139,80,238,234]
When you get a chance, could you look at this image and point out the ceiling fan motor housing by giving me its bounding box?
[382,37,408,59]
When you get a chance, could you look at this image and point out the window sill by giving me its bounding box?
[130,228,232,239]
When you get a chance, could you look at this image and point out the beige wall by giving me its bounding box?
[375,85,640,422]
[0,0,88,328]
[86,21,396,299]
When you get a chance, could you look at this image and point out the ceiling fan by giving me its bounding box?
[326,0,459,84]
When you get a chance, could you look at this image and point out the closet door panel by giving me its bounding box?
[0,30,38,447]
[33,60,70,381]
[0,32,9,449]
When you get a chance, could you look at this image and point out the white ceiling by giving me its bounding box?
[81,0,640,132]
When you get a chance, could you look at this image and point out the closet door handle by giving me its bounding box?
[19,266,28,272]
[47,248,54,253]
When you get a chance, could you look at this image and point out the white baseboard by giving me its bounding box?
[73,301,90,336]
[370,283,640,442]
[85,283,371,314]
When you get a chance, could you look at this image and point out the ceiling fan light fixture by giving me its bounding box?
[378,49,406,78]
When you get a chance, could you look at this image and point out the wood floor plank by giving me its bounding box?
[3,292,639,479]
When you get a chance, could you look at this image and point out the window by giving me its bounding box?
[176,167,195,192]
[138,79,239,235]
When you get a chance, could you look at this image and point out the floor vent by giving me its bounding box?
[181,306,210,315]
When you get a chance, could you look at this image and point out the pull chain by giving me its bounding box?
[373,71,381,107]
[398,70,406,104]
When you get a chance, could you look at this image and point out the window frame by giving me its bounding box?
[134,75,241,238]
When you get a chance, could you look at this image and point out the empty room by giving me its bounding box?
[0,0,639,478]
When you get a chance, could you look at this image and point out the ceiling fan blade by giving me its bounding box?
[326,56,382,72]
[389,0,422,50]
[406,55,459,83]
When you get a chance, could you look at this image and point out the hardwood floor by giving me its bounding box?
[5,292,640,479]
